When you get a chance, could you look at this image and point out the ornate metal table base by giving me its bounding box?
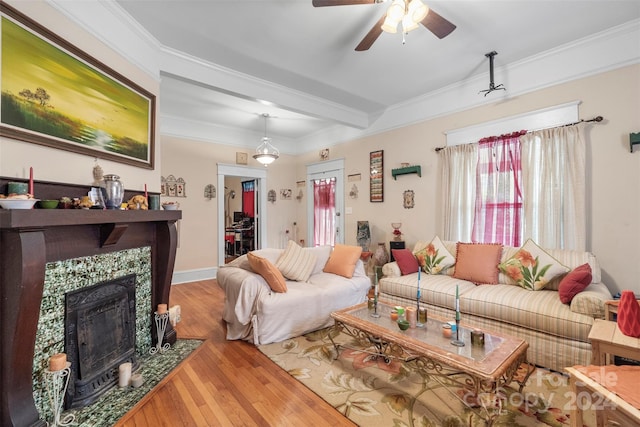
[329,322,535,427]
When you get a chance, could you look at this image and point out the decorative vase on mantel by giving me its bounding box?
[373,242,389,267]
[103,174,124,209]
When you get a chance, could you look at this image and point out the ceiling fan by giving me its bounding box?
[312,0,456,51]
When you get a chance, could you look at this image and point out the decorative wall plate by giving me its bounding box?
[204,184,216,199]
[403,190,415,209]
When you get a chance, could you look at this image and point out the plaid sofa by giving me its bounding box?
[378,241,612,372]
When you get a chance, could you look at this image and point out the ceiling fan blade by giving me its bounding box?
[355,15,385,51]
[421,8,456,39]
[312,0,377,6]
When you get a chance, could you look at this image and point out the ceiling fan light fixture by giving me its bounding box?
[387,0,405,21]
[401,15,419,32]
[381,15,399,33]
[408,0,428,23]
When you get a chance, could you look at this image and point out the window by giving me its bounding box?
[471,132,524,247]
[441,124,586,251]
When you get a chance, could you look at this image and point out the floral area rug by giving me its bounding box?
[258,328,595,427]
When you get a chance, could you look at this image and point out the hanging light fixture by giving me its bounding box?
[253,113,279,166]
[381,0,429,36]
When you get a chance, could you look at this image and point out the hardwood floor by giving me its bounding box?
[115,280,355,427]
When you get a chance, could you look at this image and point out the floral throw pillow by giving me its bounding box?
[414,236,455,274]
[499,239,570,290]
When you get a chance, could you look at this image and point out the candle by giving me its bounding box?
[374,270,379,299]
[119,362,132,387]
[455,285,461,321]
[144,184,148,199]
[406,307,417,328]
[29,167,34,195]
[49,353,67,371]
[417,267,421,299]
[131,373,144,388]
[157,303,168,314]
[442,323,452,338]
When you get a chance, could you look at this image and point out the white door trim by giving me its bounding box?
[217,163,267,266]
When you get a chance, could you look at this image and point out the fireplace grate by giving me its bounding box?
[64,274,138,409]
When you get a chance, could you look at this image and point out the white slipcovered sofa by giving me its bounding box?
[379,239,613,372]
[217,245,370,345]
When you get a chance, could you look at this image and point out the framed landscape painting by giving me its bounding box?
[0,3,156,169]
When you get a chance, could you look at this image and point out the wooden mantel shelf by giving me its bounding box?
[0,208,181,229]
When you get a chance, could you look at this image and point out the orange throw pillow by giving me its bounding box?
[247,252,287,293]
[453,242,503,285]
[323,244,362,278]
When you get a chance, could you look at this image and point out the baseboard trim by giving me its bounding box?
[171,267,218,285]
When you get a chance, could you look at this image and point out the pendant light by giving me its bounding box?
[253,113,279,166]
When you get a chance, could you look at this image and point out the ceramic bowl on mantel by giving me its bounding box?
[0,199,39,209]
[162,202,179,210]
[38,200,59,209]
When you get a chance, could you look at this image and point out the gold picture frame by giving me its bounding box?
[1,3,156,169]
[236,152,248,165]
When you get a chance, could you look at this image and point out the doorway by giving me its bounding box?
[306,159,344,247]
[217,164,267,266]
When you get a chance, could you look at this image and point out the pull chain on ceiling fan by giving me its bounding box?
[312,0,456,51]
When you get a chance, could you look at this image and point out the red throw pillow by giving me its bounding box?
[558,263,592,304]
[392,249,419,276]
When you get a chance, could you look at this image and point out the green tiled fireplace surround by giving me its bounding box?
[0,202,180,427]
[33,247,153,419]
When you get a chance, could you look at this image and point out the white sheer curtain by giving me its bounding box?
[440,123,586,250]
[440,143,477,242]
[520,124,586,250]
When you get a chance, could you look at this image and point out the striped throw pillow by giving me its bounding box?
[276,240,317,282]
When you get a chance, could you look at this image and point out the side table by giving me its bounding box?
[605,298,640,321]
[389,240,405,262]
[565,365,640,427]
[589,319,640,365]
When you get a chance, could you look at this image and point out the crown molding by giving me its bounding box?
[45,0,161,80]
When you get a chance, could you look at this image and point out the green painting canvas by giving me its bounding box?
[1,9,154,168]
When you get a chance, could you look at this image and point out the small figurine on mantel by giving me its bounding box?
[92,159,104,186]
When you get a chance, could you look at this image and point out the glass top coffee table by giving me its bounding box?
[330,301,532,426]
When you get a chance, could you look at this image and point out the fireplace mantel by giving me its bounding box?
[0,209,181,427]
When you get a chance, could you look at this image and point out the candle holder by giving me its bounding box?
[416,297,424,327]
[44,362,75,427]
[370,267,381,318]
[150,311,171,355]
[451,314,465,347]
[370,293,380,318]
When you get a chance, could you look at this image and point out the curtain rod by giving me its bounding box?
[435,115,604,152]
